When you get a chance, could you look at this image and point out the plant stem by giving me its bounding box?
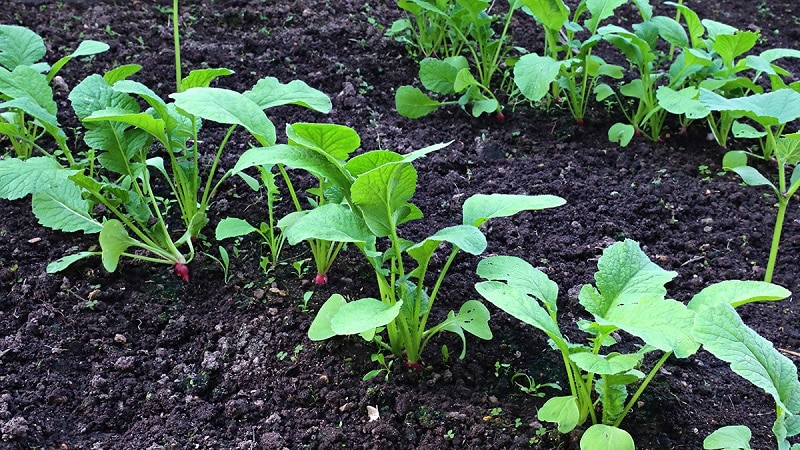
[172,0,182,93]
[613,351,672,427]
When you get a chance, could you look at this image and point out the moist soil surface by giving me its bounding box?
[2,1,800,449]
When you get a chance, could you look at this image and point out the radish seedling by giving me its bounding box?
[477,239,793,449]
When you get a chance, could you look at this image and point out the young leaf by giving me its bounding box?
[244,77,332,113]
[419,57,462,95]
[46,251,99,274]
[462,193,566,227]
[513,54,562,102]
[98,219,138,272]
[308,294,348,341]
[580,424,635,450]
[475,278,563,339]
[656,86,709,119]
[538,396,581,433]
[713,31,760,69]
[693,304,800,415]
[568,352,642,375]
[351,162,418,237]
[395,85,441,119]
[181,68,234,89]
[440,300,493,359]
[585,0,627,34]
[518,0,569,31]
[688,280,791,311]
[47,39,109,81]
[722,151,775,189]
[215,217,258,240]
[330,298,404,335]
[608,122,635,147]
[407,224,488,259]
[286,123,361,160]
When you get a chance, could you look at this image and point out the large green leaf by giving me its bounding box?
[699,89,800,127]
[0,156,75,200]
[286,123,360,160]
[0,65,56,114]
[694,304,800,414]
[351,162,418,237]
[713,31,759,69]
[84,109,168,146]
[703,426,753,450]
[70,74,140,120]
[579,240,699,357]
[580,424,635,450]
[0,25,45,70]
[32,182,101,233]
[170,87,276,146]
[513,54,562,102]
[519,0,569,31]
[282,203,372,245]
[475,279,563,339]
[657,86,709,119]
[585,0,627,33]
[462,193,565,227]
[476,255,559,315]
[419,57,464,95]
[330,298,403,335]
[569,352,642,375]
[244,77,331,113]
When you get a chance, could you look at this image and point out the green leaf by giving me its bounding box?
[103,64,142,84]
[440,300,493,359]
[580,240,699,357]
[538,396,581,433]
[462,193,565,227]
[722,151,775,189]
[286,123,360,160]
[476,255,559,315]
[475,279,563,339]
[699,89,800,127]
[688,280,791,311]
[244,77,332,113]
[407,225,487,265]
[703,425,753,450]
[656,86,709,119]
[47,39,109,80]
[351,162,418,237]
[693,304,800,414]
[608,122,635,147]
[580,424,635,450]
[395,85,441,119]
[0,97,67,147]
[181,68,234,89]
[513,54,561,102]
[330,298,403,335]
[585,0,627,33]
[170,87,276,146]
[453,68,478,93]
[215,217,258,240]
[70,74,140,120]
[0,25,45,70]
[84,109,168,146]
[0,65,56,114]
[282,203,372,245]
[0,156,75,200]
[46,251,99,274]
[569,352,642,375]
[98,219,137,272]
[308,294,348,341]
[650,16,688,48]
[519,0,569,31]
[32,182,101,233]
[419,57,461,94]
[471,99,498,117]
[713,31,759,69]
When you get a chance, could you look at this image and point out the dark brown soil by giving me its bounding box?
[1,0,800,449]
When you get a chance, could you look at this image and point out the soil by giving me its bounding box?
[1,0,800,449]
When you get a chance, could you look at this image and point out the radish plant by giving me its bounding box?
[476,239,793,449]
[394,0,523,119]
[0,25,108,163]
[513,0,625,125]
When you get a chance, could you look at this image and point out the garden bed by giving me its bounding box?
[1,0,800,448]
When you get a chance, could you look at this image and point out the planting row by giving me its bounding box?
[0,1,799,449]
